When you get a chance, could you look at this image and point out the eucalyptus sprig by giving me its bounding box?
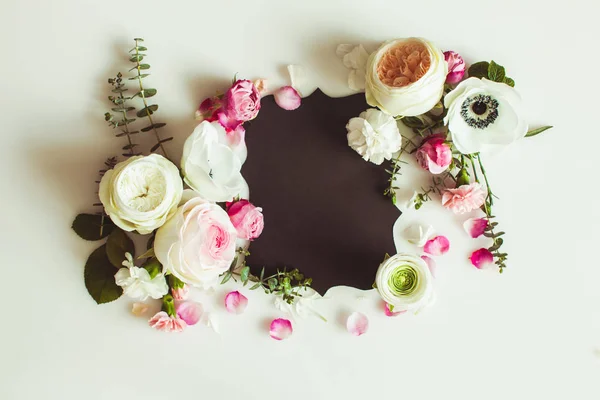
[105,73,140,157]
[383,140,413,204]
[128,38,172,157]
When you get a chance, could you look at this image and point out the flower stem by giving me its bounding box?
[476,153,493,207]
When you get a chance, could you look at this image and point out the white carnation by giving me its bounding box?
[346,108,402,165]
[114,266,169,301]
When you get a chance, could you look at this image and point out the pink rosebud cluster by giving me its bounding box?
[226,199,264,240]
[443,51,466,84]
[415,134,452,174]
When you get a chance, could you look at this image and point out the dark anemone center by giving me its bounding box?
[472,101,487,115]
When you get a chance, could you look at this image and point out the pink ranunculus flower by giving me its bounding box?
[443,51,466,84]
[415,134,452,174]
[226,199,264,240]
[442,183,486,214]
[148,311,187,333]
[171,285,189,301]
[218,80,261,131]
[154,193,238,289]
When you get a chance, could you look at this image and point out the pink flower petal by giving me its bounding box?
[131,302,149,316]
[224,291,248,314]
[384,303,407,317]
[148,311,187,333]
[269,318,293,340]
[424,235,450,256]
[346,312,369,336]
[421,255,437,277]
[274,86,301,110]
[176,302,204,325]
[470,248,494,269]
[463,217,488,238]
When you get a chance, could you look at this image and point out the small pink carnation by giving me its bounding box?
[171,285,189,301]
[442,183,486,214]
[226,199,264,240]
[443,51,466,84]
[415,135,452,174]
[148,311,187,333]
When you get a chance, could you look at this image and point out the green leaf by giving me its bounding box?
[487,60,506,83]
[468,61,490,79]
[136,105,158,117]
[503,77,515,87]
[138,88,157,98]
[129,54,145,62]
[240,266,250,282]
[142,258,161,279]
[141,122,166,132]
[72,214,115,241]
[150,137,173,152]
[250,282,261,290]
[111,107,135,113]
[84,244,123,304]
[221,271,232,285]
[134,38,144,42]
[525,125,553,137]
[137,248,155,260]
[106,228,135,268]
[400,116,426,129]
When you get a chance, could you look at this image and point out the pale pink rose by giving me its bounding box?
[218,79,261,131]
[226,199,264,240]
[148,311,187,333]
[171,285,189,301]
[415,135,452,174]
[442,183,486,214]
[469,248,494,269]
[443,51,466,84]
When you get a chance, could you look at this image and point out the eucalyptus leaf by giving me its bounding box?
[139,88,157,98]
[129,55,145,62]
[468,61,490,79]
[136,105,158,117]
[72,213,115,241]
[141,123,166,132]
[525,125,553,137]
[84,244,123,304]
[240,266,250,283]
[106,228,135,268]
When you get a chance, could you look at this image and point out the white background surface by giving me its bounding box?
[1,0,599,399]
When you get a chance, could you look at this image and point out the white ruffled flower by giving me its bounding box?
[181,121,249,202]
[365,38,447,116]
[375,253,435,312]
[444,77,528,154]
[114,264,169,301]
[98,154,183,234]
[337,44,370,91]
[346,108,402,165]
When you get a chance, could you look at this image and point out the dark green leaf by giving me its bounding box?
[72,213,115,241]
[111,107,135,112]
[468,61,490,79]
[136,104,158,117]
[134,37,144,42]
[250,282,261,290]
[525,125,553,137]
[142,258,161,279]
[150,137,173,152]
[503,77,515,87]
[84,244,123,304]
[487,60,506,82]
[259,266,265,282]
[137,248,155,260]
[129,54,145,62]
[401,116,427,129]
[106,228,135,268]
[141,122,166,132]
[139,88,157,98]
[111,88,128,93]
[221,272,232,285]
[122,144,138,150]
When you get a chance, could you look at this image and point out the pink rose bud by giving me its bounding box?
[218,79,261,131]
[442,183,486,214]
[443,51,466,84]
[226,199,264,240]
[171,285,189,301]
[148,311,187,333]
[415,135,452,174]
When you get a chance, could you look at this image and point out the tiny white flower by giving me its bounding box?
[346,108,402,165]
[121,252,134,269]
[114,267,168,301]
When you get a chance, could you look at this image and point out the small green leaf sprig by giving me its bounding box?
[105,73,140,157]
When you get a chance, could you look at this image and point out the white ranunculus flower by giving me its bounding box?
[444,77,528,154]
[365,38,447,116]
[154,192,238,289]
[375,253,434,312]
[99,154,183,235]
[346,108,402,165]
[114,266,169,301]
[181,121,249,203]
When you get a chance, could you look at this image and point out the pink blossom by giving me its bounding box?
[469,248,494,269]
[346,312,369,336]
[384,302,407,317]
[226,199,264,240]
[424,235,450,256]
[442,183,486,214]
[195,96,221,122]
[421,255,437,277]
[274,86,302,110]
[224,291,248,314]
[415,135,452,174]
[149,311,187,332]
[218,80,261,131]
[269,318,293,340]
[464,217,488,238]
[176,302,204,325]
[171,285,189,301]
[444,51,466,84]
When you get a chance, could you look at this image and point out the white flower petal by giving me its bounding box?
[404,224,435,247]
[346,312,369,336]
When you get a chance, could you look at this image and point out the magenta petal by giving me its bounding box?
[217,110,241,132]
[176,302,204,325]
[274,86,301,110]
[384,303,406,317]
[470,248,494,269]
[346,312,369,336]
[269,318,293,340]
[463,217,488,238]
[224,291,248,314]
[424,235,450,256]
[421,255,437,277]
